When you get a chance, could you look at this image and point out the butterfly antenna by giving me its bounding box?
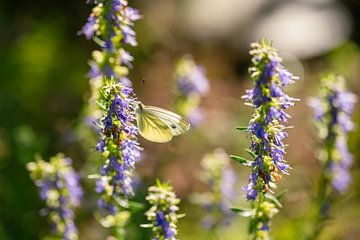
[137,78,146,96]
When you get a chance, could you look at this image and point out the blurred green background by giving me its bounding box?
[1,0,360,239]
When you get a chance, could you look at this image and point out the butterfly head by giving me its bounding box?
[136,102,145,112]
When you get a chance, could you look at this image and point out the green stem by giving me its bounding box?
[113,225,126,240]
[305,127,335,240]
[249,191,264,240]
[205,228,219,240]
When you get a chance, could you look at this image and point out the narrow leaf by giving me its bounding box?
[230,155,252,167]
[236,126,249,132]
[88,174,101,179]
[177,213,186,219]
[128,201,144,210]
[140,224,153,228]
[230,206,253,217]
[265,193,282,208]
[245,148,257,159]
[276,190,288,201]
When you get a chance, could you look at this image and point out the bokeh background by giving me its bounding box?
[1,0,360,239]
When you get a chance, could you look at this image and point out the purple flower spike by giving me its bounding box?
[234,40,299,237]
[143,181,181,240]
[309,74,357,193]
[27,154,82,240]
[174,55,210,127]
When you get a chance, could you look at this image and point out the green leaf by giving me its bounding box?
[88,174,101,179]
[177,213,186,219]
[230,155,252,167]
[128,201,145,211]
[265,193,282,208]
[140,224,153,228]
[276,190,288,201]
[236,126,249,132]
[245,148,257,159]
[230,207,253,217]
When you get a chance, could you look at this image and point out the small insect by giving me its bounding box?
[136,103,190,143]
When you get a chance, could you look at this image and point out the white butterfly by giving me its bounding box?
[136,103,190,143]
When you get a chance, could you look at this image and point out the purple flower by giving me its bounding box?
[27,154,82,240]
[270,83,284,97]
[64,170,83,206]
[331,163,351,192]
[244,41,297,192]
[309,74,357,192]
[278,67,295,86]
[243,182,258,200]
[175,55,210,126]
[155,211,174,239]
[199,149,236,229]
[187,107,204,126]
[95,178,106,193]
[236,40,299,235]
[121,77,132,87]
[259,60,277,83]
[119,49,134,68]
[124,7,142,22]
[188,66,210,95]
[95,78,141,217]
[88,62,101,79]
[81,0,142,227]
[176,60,209,96]
[96,139,106,152]
[104,38,114,53]
[121,25,137,46]
[308,98,325,120]
[82,15,97,39]
[81,0,141,82]
[144,182,181,239]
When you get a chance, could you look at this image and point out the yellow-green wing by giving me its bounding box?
[143,105,190,136]
[137,110,173,143]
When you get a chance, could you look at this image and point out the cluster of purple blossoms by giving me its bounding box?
[196,148,236,230]
[235,40,298,237]
[242,41,298,201]
[81,0,141,82]
[81,0,141,129]
[174,55,210,126]
[27,154,83,240]
[142,181,181,240]
[242,41,298,197]
[308,74,357,192]
[95,77,141,220]
[80,0,142,226]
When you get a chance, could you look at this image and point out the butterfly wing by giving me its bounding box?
[137,108,173,143]
[143,105,190,136]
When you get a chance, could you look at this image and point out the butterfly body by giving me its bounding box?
[136,103,190,143]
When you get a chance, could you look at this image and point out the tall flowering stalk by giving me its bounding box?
[80,0,142,232]
[94,77,141,226]
[307,74,357,239]
[27,154,83,240]
[80,0,141,125]
[231,40,298,239]
[142,180,183,240]
[174,55,209,126]
[192,148,236,233]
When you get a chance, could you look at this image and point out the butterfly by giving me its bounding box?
[136,103,190,143]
